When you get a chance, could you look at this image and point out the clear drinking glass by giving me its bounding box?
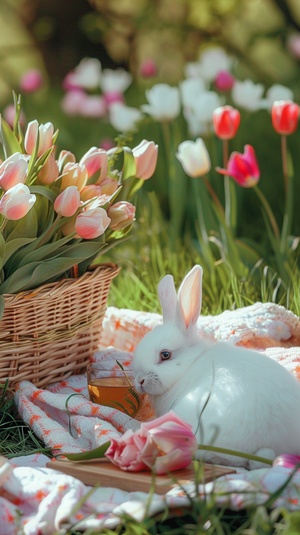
[87,362,141,417]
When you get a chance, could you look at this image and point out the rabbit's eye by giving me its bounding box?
[160,350,172,361]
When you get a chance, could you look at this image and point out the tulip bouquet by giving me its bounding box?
[0,95,158,318]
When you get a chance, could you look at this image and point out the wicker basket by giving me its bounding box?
[0,263,120,389]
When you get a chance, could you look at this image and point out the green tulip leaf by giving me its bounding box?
[30,185,56,204]
[0,117,22,158]
[3,238,37,267]
[63,441,111,461]
[0,234,5,271]
[0,242,105,294]
[0,295,4,321]
[122,147,136,180]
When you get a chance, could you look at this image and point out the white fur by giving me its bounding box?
[133,265,300,468]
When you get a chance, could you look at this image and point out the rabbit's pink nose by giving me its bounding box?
[139,378,145,386]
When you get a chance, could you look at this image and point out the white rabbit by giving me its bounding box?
[133,265,300,468]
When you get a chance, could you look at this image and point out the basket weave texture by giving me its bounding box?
[0,263,120,389]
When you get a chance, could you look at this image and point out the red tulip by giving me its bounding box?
[213,105,240,140]
[271,100,300,135]
[216,144,260,188]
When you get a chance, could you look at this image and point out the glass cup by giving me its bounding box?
[87,362,141,417]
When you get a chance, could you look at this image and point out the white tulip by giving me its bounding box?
[141,83,181,121]
[68,58,102,90]
[262,84,294,110]
[184,90,222,136]
[180,77,206,108]
[176,138,211,177]
[109,102,142,133]
[197,47,232,82]
[100,68,133,94]
[231,79,265,112]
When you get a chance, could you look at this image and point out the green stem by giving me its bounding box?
[280,135,293,255]
[198,444,273,466]
[281,135,289,196]
[222,140,231,229]
[203,177,224,217]
[254,186,280,240]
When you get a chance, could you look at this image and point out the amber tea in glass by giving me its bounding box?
[87,363,140,417]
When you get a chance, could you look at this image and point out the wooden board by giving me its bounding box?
[46,458,236,494]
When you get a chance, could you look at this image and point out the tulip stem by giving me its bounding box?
[281,135,289,196]
[222,140,231,229]
[198,444,273,466]
[280,135,293,255]
[254,186,280,240]
[203,177,224,216]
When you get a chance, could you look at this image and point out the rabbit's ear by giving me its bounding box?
[177,265,203,330]
[158,274,177,322]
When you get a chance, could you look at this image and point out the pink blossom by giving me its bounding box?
[57,150,76,172]
[61,90,88,116]
[20,69,43,93]
[80,147,108,185]
[54,186,81,217]
[132,140,158,180]
[108,201,136,230]
[3,104,26,129]
[24,120,55,157]
[140,59,157,79]
[214,70,235,92]
[103,91,124,107]
[99,138,115,151]
[61,163,88,192]
[0,184,36,220]
[37,153,59,185]
[273,454,300,470]
[0,153,28,191]
[105,411,197,474]
[77,94,107,118]
[75,207,111,239]
[216,144,260,188]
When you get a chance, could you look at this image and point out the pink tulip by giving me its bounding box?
[0,153,28,191]
[132,140,158,180]
[3,104,26,129]
[57,150,76,172]
[273,454,300,470]
[61,163,88,192]
[37,153,59,185]
[75,207,111,239]
[105,411,197,474]
[0,184,36,220]
[108,201,136,230]
[214,71,235,92]
[80,147,108,185]
[98,178,119,196]
[80,185,103,202]
[24,120,55,157]
[54,186,81,217]
[61,90,87,116]
[216,144,260,188]
[20,68,43,93]
[140,59,157,79]
[103,91,124,107]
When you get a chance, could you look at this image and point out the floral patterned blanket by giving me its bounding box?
[1,303,300,534]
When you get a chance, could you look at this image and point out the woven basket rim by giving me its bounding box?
[3,262,120,303]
